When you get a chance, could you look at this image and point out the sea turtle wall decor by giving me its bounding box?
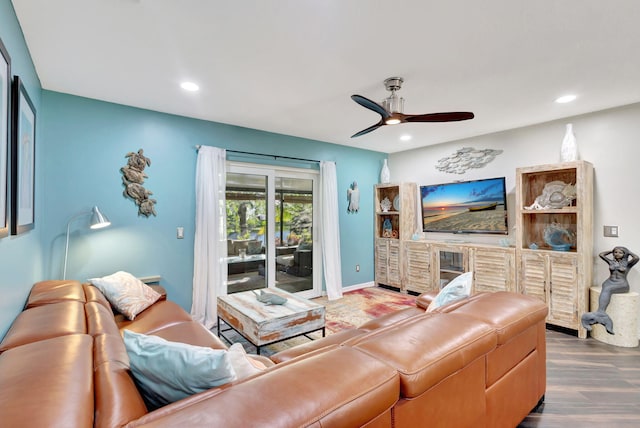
[121,148,157,217]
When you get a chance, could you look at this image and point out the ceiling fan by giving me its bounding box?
[350,77,474,138]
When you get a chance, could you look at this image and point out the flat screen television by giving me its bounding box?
[420,177,508,234]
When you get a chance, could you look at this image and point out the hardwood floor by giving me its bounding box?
[518,328,640,427]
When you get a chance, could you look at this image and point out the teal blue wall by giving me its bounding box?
[0,0,385,338]
[39,91,384,317]
[0,0,44,338]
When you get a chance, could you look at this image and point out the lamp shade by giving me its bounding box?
[90,206,111,229]
[63,205,111,279]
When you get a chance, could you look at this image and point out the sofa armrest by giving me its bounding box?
[415,290,438,309]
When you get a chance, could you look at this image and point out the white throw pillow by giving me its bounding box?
[427,271,473,312]
[227,343,267,381]
[89,271,161,320]
[123,330,236,409]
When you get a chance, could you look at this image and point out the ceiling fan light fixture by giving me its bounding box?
[382,93,404,114]
[349,76,474,138]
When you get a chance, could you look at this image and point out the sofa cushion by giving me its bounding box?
[269,328,367,364]
[94,360,148,428]
[25,280,86,308]
[0,301,86,352]
[427,271,473,311]
[123,330,236,409]
[0,335,94,428]
[89,271,161,320]
[359,306,425,331]
[116,300,194,333]
[83,282,112,309]
[448,291,548,345]
[351,312,497,398]
[86,302,122,337]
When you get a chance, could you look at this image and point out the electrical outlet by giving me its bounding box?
[603,225,619,237]
[355,264,360,272]
[177,227,184,239]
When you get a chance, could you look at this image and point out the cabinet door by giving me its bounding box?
[375,239,389,285]
[404,241,433,293]
[519,252,547,303]
[548,254,578,328]
[387,240,402,287]
[470,248,515,293]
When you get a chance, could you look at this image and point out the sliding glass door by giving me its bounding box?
[225,163,320,298]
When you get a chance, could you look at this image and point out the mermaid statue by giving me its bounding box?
[581,246,638,334]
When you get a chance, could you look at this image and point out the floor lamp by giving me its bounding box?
[63,206,111,280]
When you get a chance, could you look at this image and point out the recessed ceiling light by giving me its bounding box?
[400,134,412,141]
[555,94,577,104]
[180,81,200,92]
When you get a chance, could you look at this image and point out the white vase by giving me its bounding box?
[560,123,578,162]
[380,159,391,184]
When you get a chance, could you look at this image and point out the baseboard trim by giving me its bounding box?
[316,282,376,298]
[340,281,376,293]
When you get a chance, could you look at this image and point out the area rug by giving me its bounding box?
[221,286,418,356]
[311,286,418,333]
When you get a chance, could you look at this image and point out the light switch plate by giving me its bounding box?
[603,225,619,237]
[177,227,184,239]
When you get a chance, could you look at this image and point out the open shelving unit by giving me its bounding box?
[515,161,593,338]
[374,183,417,288]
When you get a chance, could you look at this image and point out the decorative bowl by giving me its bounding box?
[543,222,574,251]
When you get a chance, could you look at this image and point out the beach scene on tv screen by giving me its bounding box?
[421,178,508,233]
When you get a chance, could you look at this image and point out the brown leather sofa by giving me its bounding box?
[0,280,547,428]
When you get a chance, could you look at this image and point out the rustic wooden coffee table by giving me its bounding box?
[217,288,325,354]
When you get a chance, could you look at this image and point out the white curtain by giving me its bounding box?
[320,161,343,300]
[191,146,227,329]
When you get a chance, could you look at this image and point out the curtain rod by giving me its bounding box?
[195,146,321,164]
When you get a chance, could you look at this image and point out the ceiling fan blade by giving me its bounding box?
[351,95,391,119]
[351,122,384,138]
[405,112,475,122]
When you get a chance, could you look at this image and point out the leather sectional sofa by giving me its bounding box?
[0,280,547,427]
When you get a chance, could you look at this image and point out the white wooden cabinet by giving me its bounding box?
[401,240,516,295]
[519,251,579,331]
[515,161,593,338]
[374,183,417,289]
[375,239,402,288]
[402,240,434,294]
[469,245,516,293]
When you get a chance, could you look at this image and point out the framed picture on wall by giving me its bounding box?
[10,76,36,235]
[0,38,10,238]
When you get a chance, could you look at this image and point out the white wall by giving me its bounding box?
[390,102,640,337]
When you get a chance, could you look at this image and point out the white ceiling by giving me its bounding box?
[11,0,640,153]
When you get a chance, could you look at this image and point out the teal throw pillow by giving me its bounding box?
[427,271,473,311]
[123,330,236,409]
